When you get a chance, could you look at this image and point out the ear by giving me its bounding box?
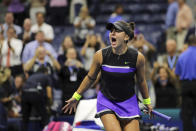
[124,34,129,41]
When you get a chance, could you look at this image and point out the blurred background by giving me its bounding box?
[0,0,196,131]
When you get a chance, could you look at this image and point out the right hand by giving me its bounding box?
[153,62,159,69]
[62,97,79,114]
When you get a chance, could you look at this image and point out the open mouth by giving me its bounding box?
[112,37,116,42]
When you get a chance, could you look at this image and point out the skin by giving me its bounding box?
[166,39,177,56]
[35,31,45,44]
[5,13,14,25]
[62,27,152,131]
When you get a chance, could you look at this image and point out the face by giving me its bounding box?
[15,76,23,89]
[36,13,44,25]
[66,48,77,59]
[23,19,31,31]
[63,36,74,49]
[166,40,176,54]
[177,0,184,5]
[109,28,128,48]
[80,7,89,18]
[5,13,14,25]
[7,28,15,39]
[159,68,168,80]
[116,7,123,14]
[89,35,97,47]
[37,46,46,59]
[36,32,45,43]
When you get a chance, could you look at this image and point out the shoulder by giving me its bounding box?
[13,38,22,43]
[31,24,37,29]
[26,40,35,46]
[136,52,145,67]
[44,42,54,49]
[43,23,53,29]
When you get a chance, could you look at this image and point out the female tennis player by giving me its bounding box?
[62,20,153,131]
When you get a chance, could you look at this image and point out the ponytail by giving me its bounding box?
[129,22,135,40]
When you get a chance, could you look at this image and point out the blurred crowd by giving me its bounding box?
[0,0,196,130]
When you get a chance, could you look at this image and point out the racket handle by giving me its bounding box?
[152,110,172,121]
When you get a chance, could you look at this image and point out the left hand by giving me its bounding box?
[145,104,153,119]
[46,50,52,57]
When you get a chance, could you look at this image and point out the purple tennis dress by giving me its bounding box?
[95,46,141,120]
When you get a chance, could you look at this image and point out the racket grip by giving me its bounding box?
[152,110,172,121]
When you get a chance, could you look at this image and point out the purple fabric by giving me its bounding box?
[102,65,136,73]
[8,0,24,13]
[96,91,141,119]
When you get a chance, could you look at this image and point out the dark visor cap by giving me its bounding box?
[106,22,124,32]
[106,21,133,39]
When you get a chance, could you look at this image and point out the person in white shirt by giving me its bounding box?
[31,12,54,43]
[0,26,23,76]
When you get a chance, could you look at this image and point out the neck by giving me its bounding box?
[112,44,128,55]
[25,29,30,33]
[38,23,43,26]
[39,58,45,63]
[38,41,44,45]
[179,3,184,8]
[7,23,13,26]
[169,52,175,57]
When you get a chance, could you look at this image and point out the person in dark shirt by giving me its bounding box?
[21,66,52,131]
[58,48,87,115]
[62,21,152,131]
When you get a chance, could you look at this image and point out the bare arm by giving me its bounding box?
[46,51,61,71]
[76,50,102,94]
[62,50,102,114]
[136,52,150,99]
[46,86,53,105]
[136,52,153,116]
[23,56,37,72]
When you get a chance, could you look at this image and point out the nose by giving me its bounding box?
[111,30,116,35]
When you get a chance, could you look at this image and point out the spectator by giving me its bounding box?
[58,36,74,55]
[80,34,106,71]
[0,12,22,38]
[57,36,81,66]
[159,39,179,71]
[24,46,61,75]
[21,67,52,131]
[22,31,57,64]
[58,48,86,115]
[151,63,178,108]
[0,27,23,77]
[165,0,178,40]
[184,24,196,44]
[176,0,193,51]
[8,74,25,118]
[108,4,124,23]
[7,0,26,26]
[29,0,46,24]
[175,35,196,131]
[106,5,125,44]
[69,0,87,23]
[0,65,15,115]
[49,0,68,26]
[31,12,54,43]
[18,18,35,49]
[73,6,95,47]
[128,33,156,107]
